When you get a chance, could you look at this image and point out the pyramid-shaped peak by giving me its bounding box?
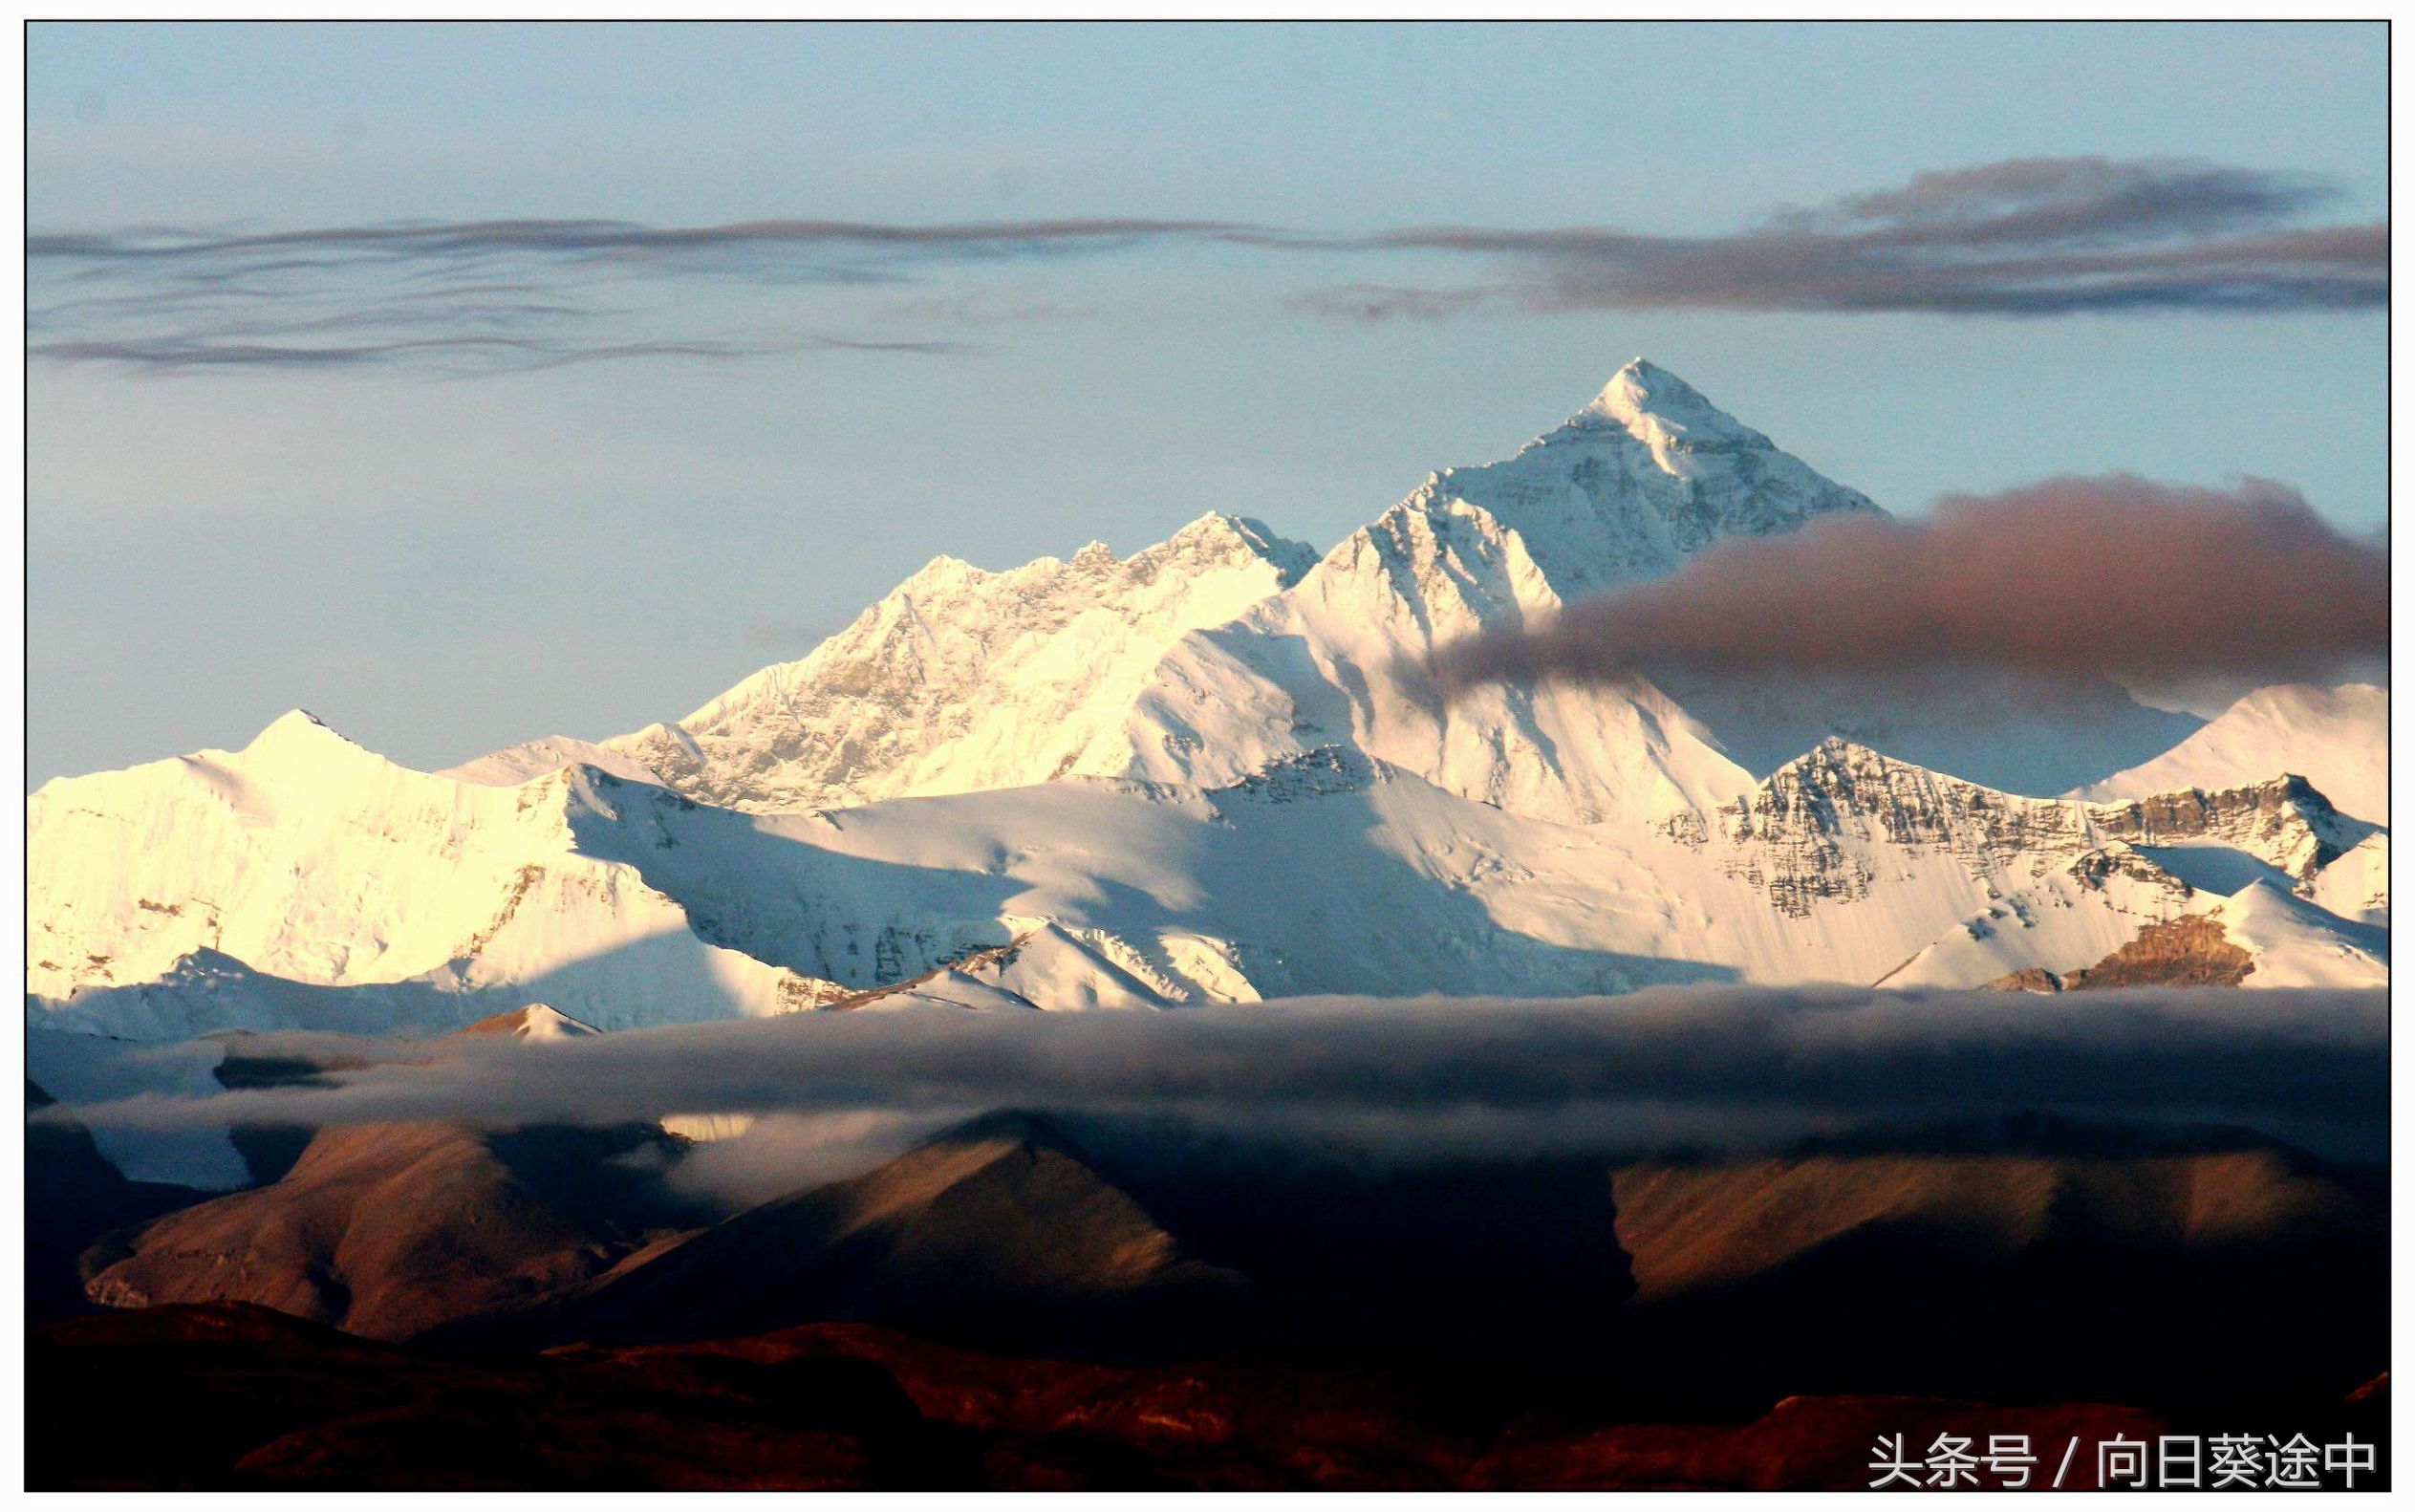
[1580,357,1767,445]
[239,708,375,763]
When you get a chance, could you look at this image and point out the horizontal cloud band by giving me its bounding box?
[45,987,2385,1164]
[26,156,2387,372]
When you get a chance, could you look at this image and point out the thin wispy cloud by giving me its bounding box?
[26,158,2384,373]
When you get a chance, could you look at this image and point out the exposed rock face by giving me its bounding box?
[2088,775,2370,880]
[1989,916,2254,992]
[1683,739,2092,918]
[1674,742,2370,923]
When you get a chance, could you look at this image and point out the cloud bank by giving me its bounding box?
[27,157,2383,373]
[1432,476,2388,691]
[42,986,2387,1166]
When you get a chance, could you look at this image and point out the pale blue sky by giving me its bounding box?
[27,22,2387,781]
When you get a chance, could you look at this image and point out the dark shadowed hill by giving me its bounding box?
[456,1112,1250,1358]
[27,1080,205,1323]
[80,1119,701,1341]
[35,1302,2393,1491]
[1606,1142,2387,1410]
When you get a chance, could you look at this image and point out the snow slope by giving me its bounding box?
[454,359,2213,823]
[1880,848,2203,990]
[606,513,1318,813]
[2076,683,2388,824]
[2301,832,2388,925]
[32,712,2384,1042]
[441,736,662,788]
[28,712,841,1035]
[27,362,2386,1048]
[2207,880,2388,988]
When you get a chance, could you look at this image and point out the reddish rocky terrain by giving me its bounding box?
[48,1303,2374,1491]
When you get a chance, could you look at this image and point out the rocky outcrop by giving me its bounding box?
[2089,775,2369,880]
[1672,741,2371,923]
[1989,916,2254,992]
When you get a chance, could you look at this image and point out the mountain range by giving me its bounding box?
[28,360,2388,1048]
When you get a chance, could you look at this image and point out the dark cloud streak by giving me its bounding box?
[1314,158,2383,319]
[41,987,2387,1169]
[26,158,2383,373]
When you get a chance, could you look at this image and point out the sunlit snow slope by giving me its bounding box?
[28,361,2385,1040]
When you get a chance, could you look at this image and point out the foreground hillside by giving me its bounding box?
[52,1303,2356,1491]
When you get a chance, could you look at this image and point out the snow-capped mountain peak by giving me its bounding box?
[600,510,1322,813]
[1404,362,1883,599]
[1127,510,1321,583]
[1580,356,1771,451]
[549,363,2013,830]
[240,708,378,767]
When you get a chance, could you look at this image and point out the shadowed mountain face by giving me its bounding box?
[452,1112,1252,1358]
[54,1108,2388,1411]
[31,1103,2392,1490]
[26,1082,204,1324]
[81,1120,702,1342]
[1607,1143,2387,1411]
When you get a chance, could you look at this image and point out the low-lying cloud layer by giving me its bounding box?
[28,157,2383,373]
[1433,476,2388,691]
[41,986,2388,1166]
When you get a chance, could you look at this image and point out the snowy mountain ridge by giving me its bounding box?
[30,712,2386,1044]
[27,360,2387,1045]
[555,360,1904,828]
[601,510,1318,813]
